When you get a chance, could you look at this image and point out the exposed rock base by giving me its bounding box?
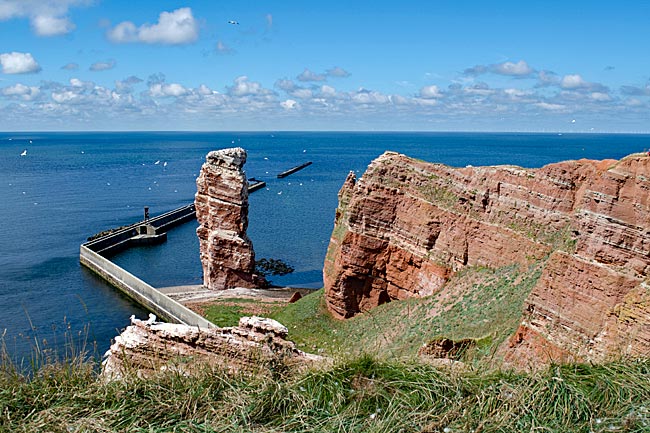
[418,337,476,360]
[324,151,650,364]
[102,315,322,380]
[195,148,262,289]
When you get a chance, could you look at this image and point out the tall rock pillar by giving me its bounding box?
[195,147,260,289]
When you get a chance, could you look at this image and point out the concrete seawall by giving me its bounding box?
[80,245,214,327]
[85,204,196,256]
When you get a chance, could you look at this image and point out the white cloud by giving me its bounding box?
[32,14,74,36]
[0,0,88,36]
[70,78,89,87]
[492,60,534,76]
[290,88,313,99]
[465,60,535,77]
[51,90,79,104]
[114,76,142,94]
[560,74,608,92]
[90,60,116,71]
[464,83,494,96]
[591,92,612,102]
[1,83,40,100]
[535,102,566,111]
[297,68,326,82]
[419,85,442,99]
[327,66,350,78]
[503,88,533,100]
[61,62,79,70]
[536,70,560,87]
[107,8,198,45]
[275,79,296,91]
[197,84,214,96]
[227,76,270,97]
[0,52,41,74]
[561,74,587,89]
[280,99,297,110]
[352,89,390,105]
[320,85,336,97]
[149,83,188,97]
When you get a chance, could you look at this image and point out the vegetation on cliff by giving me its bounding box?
[1,351,648,432]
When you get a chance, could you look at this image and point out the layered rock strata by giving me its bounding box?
[195,148,261,289]
[324,151,650,363]
[102,315,322,380]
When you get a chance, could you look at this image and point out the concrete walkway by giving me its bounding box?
[158,285,313,304]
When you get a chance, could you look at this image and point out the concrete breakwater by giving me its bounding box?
[84,204,196,256]
[277,161,312,178]
[80,204,214,328]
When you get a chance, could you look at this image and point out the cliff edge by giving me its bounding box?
[323,151,650,364]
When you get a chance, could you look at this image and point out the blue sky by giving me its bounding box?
[0,0,649,132]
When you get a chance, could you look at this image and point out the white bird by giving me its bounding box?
[145,313,157,325]
[154,160,160,165]
[263,157,269,160]
[228,20,239,25]
[20,149,27,156]
[278,191,282,195]
[163,161,168,167]
[571,119,576,123]
[29,140,32,144]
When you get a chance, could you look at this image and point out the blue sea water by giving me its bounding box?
[1,131,649,361]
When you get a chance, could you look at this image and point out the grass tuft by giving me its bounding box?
[1,353,648,432]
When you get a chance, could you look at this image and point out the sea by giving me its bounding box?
[1,131,649,362]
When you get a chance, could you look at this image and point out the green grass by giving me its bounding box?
[268,262,542,362]
[1,353,648,432]
[200,298,284,327]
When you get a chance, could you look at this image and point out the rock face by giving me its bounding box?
[195,148,261,289]
[324,151,650,363]
[102,315,322,380]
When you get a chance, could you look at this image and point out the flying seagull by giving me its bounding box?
[228,20,239,25]
[20,149,27,156]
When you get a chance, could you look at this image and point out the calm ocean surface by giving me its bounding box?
[1,131,648,361]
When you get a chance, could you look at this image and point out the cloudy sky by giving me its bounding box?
[0,0,649,132]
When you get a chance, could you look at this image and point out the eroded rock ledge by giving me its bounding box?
[323,151,650,363]
[195,147,262,290]
[102,315,322,380]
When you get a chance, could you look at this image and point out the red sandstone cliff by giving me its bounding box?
[323,151,650,363]
[195,148,261,290]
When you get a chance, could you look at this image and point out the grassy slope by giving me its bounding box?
[1,354,648,432]
[271,262,542,362]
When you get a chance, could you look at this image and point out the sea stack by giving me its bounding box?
[195,147,260,289]
[324,151,650,364]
